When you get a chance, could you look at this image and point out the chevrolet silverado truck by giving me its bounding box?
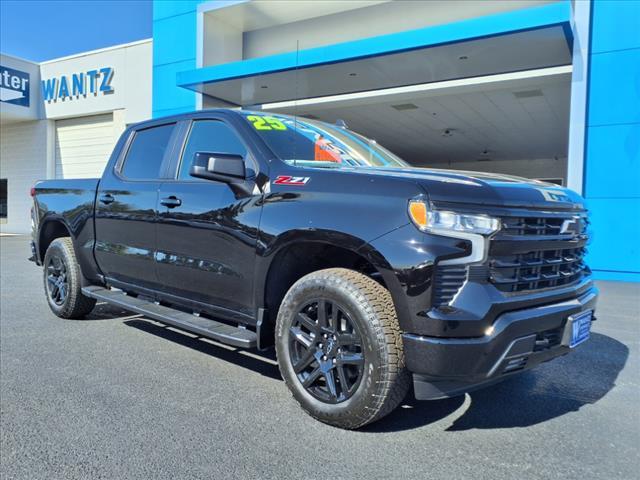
[30,110,598,429]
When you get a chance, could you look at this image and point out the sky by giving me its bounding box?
[0,0,152,62]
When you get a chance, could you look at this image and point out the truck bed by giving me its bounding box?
[34,178,100,197]
[31,178,100,279]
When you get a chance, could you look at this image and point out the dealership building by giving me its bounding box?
[0,40,152,233]
[0,0,638,281]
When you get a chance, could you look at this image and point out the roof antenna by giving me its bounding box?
[293,39,300,167]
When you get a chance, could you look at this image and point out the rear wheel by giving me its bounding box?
[275,268,410,429]
[43,238,96,319]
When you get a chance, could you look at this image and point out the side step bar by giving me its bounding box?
[82,286,257,349]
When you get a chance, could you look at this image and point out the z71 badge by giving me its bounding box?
[273,175,310,186]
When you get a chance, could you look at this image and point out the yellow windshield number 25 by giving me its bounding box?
[247,115,287,131]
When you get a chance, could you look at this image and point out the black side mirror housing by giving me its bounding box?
[190,152,246,182]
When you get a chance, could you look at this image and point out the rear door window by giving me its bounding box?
[121,123,175,180]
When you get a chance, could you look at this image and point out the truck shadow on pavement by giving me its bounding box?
[83,303,142,321]
[123,317,283,381]
[365,332,628,433]
[114,309,627,433]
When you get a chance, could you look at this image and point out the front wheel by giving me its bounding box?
[275,268,410,429]
[43,237,96,319]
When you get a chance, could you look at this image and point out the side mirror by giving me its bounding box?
[190,152,246,182]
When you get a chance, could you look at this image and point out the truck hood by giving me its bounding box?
[353,166,586,211]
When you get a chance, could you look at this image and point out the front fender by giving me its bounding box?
[361,224,468,333]
[254,228,370,310]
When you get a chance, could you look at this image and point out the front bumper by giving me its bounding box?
[404,285,598,400]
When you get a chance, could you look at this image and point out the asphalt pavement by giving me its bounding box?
[1,235,638,479]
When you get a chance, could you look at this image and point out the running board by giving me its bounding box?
[82,286,257,349]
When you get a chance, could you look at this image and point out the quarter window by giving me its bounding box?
[121,123,175,180]
[178,120,247,180]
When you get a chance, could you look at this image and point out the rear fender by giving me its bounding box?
[37,213,101,285]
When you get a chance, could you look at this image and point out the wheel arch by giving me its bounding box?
[38,217,73,261]
[256,229,407,344]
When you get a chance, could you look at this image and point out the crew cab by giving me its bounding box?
[30,109,598,429]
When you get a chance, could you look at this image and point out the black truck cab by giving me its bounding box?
[30,109,598,429]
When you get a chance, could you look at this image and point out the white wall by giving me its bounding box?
[203,15,243,67]
[424,157,567,182]
[0,120,50,233]
[241,0,556,60]
[566,0,591,194]
[122,42,153,124]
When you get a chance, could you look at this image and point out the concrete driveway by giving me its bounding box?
[1,235,638,479]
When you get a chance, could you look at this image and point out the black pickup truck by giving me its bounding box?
[30,109,597,429]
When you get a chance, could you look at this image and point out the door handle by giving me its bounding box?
[99,193,115,205]
[160,196,182,208]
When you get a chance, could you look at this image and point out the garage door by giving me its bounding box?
[55,113,116,179]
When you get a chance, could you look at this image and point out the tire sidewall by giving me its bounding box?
[43,239,76,317]
[276,273,389,424]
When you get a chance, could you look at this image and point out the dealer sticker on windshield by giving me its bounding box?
[246,115,288,131]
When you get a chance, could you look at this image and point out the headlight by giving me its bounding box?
[408,200,500,266]
[408,200,500,235]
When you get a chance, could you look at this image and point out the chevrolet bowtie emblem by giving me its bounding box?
[560,216,581,235]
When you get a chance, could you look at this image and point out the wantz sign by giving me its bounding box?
[42,67,114,102]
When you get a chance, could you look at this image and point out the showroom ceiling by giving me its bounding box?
[267,72,571,165]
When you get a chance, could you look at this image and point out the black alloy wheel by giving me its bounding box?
[46,254,68,305]
[288,298,365,404]
[276,268,411,429]
[42,237,96,319]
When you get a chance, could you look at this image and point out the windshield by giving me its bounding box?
[241,112,410,169]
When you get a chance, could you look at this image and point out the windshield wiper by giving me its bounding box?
[285,160,344,169]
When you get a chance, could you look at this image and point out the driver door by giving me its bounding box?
[154,118,263,319]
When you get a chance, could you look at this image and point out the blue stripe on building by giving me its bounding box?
[584,0,640,281]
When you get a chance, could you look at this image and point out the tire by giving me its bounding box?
[43,237,96,319]
[275,268,411,429]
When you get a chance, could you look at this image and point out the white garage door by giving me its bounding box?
[55,113,116,179]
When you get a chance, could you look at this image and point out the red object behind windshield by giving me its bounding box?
[314,137,342,163]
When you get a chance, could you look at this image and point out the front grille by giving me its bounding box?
[431,211,590,301]
[490,247,587,292]
[501,216,564,237]
[500,215,589,239]
[490,212,589,293]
